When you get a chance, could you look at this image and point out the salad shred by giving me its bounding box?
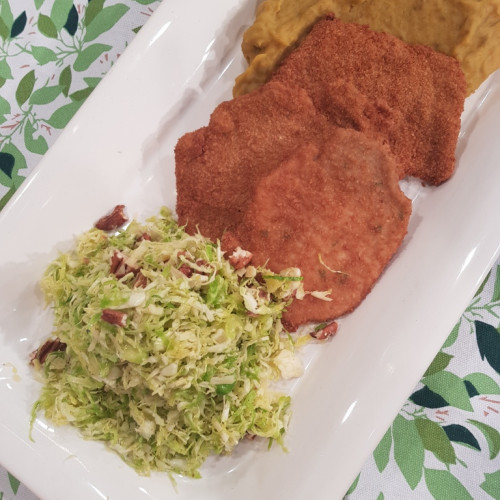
[32,207,308,478]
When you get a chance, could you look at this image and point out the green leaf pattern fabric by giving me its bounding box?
[0,1,499,499]
[346,265,500,499]
[0,0,160,210]
[0,469,25,500]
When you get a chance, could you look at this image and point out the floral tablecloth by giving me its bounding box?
[1,1,499,499]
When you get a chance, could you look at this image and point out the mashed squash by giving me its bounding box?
[234,0,500,97]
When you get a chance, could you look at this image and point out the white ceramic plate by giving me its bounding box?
[1,1,500,499]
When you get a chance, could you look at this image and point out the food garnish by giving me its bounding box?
[32,207,314,478]
[94,204,128,231]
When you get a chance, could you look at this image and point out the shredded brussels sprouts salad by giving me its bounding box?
[31,207,312,478]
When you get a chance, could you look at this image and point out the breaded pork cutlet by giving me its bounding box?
[271,17,466,185]
[175,80,377,240]
[221,139,411,331]
[175,80,411,330]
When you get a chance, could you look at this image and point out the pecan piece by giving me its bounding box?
[178,263,193,277]
[228,247,253,270]
[30,338,67,365]
[133,271,148,288]
[101,309,127,327]
[110,250,139,279]
[311,321,338,341]
[95,205,128,231]
[110,250,125,275]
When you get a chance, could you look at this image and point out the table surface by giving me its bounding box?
[0,1,499,499]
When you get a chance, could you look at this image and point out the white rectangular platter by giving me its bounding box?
[1,1,500,499]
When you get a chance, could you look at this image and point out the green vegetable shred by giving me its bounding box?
[33,207,306,478]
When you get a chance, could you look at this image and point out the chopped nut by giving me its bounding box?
[95,205,128,231]
[30,338,66,365]
[311,322,338,340]
[110,250,125,274]
[110,250,139,279]
[133,271,148,288]
[178,263,193,277]
[228,247,253,270]
[101,309,127,327]
[254,272,265,284]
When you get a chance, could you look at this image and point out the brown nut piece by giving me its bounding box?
[30,338,67,365]
[101,309,127,327]
[228,247,253,270]
[178,263,193,277]
[110,250,139,279]
[133,271,148,288]
[95,205,128,231]
[311,321,338,340]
